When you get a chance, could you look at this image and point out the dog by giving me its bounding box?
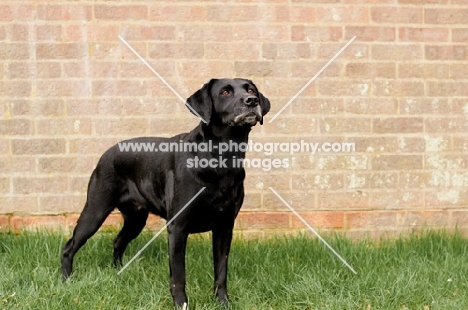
[61,78,270,308]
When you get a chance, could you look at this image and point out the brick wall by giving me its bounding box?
[1,0,467,238]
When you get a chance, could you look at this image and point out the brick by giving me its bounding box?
[12,139,66,155]
[372,44,423,60]
[399,27,449,42]
[291,60,341,78]
[37,4,92,21]
[263,190,316,211]
[427,82,468,97]
[0,81,31,97]
[452,210,468,228]
[36,25,62,41]
[92,80,147,97]
[0,196,39,213]
[426,190,468,207]
[39,195,86,214]
[0,26,5,40]
[352,136,398,153]
[292,98,344,115]
[235,212,290,230]
[263,43,315,59]
[206,5,259,21]
[373,117,423,134]
[346,211,398,229]
[65,24,122,42]
[371,7,422,23]
[292,173,343,191]
[452,28,468,43]
[234,61,289,78]
[426,117,468,133]
[320,117,372,133]
[0,155,36,174]
[425,8,468,24]
[346,62,395,78]
[400,98,450,115]
[372,191,424,209]
[291,211,344,229]
[373,80,424,97]
[36,43,88,59]
[37,118,92,136]
[37,62,62,78]
[94,5,147,20]
[148,42,204,59]
[0,215,9,230]
[176,25,233,42]
[205,42,261,60]
[316,6,368,23]
[345,27,395,42]
[36,80,90,98]
[68,176,89,193]
[397,137,426,153]
[318,80,372,97]
[37,156,96,174]
[10,216,66,232]
[425,154,467,169]
[398,63,450,79]
[372,155,423,170]
[345,172,397,189]
[93,118,150,136]
[13,176,67,195]
[150,5,205,21]
[399,0,448,3]
[234,25,289,42]
[120,25,175,41]
[178,61,235,79]
[316,155,368,170]
[320,43,369,60]
[318,191,369,209]
[451,63,468,79]
[0,177,10,194]
[0,43,29,59]
[292,0,339,2]
[69,138,118,155]
[0,119,32,135]
[292,26,342,42]
[0,4,34,21]
[345,98,397,114]
[9,24,29,41]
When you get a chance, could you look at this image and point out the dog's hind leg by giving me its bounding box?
[113,203,149,266]
[61,176,116,281]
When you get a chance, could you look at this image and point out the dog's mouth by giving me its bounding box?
[230,111,262,126]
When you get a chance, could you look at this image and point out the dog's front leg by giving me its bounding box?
[212,227,233,306]
[168,228,189,308]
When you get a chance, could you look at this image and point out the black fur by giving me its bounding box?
[61,78,270,308]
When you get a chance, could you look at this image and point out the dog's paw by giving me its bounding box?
[182,302,188,310]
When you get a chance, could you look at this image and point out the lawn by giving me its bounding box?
[0,229,467,309]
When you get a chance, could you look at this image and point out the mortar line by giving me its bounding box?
[268,187,358,275]
[268,36,356,123]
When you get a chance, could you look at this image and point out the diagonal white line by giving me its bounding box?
[117,187,206,275]
[268,36,356,123]
[268,187,357,274]
[118,35,207,124]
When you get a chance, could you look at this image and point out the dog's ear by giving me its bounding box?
[249,80,270,125]
[258,92,271,125]
[186,79,216,124]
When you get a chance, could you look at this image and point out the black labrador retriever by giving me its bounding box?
[61,78,270,308]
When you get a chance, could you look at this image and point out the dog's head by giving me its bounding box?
[186,78,270,126]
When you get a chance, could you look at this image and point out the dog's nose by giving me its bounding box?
[244,96,259,107]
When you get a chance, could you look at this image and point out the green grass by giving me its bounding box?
[1,230,467,309]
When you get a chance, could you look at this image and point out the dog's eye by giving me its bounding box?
[248,89,255,94]
[221,90,230,96]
